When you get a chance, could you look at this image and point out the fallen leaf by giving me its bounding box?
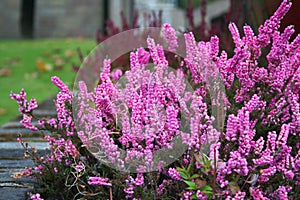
[36,59,47,72]
[0,67,12,76]
[0,108,7,115]
[64,50,74,57]
[36,60,53,72]
[52,56,64,65]
[45,63,53,71]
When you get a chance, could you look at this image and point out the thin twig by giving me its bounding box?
[213,146,217,191]
[110,187,113,200]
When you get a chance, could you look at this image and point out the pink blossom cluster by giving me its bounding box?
[88,176,112,186]
[30,193,43,200]
[74,33,215,173]
[10,89,38,130]
[162,23,178,52]
[43,135,78,164]
[10,0,300,199]
[124,173,145,198]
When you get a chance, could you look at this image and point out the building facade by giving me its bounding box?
[0,0,231,39]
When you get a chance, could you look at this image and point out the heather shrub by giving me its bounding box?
[11,0,300,199]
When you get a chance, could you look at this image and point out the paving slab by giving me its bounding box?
[0,149,46,159]
[0,142,48,150]
[0,169,35,184]
[0,159,34,169]
[0,187,32,200]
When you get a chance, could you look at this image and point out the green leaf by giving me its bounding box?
[202,153,209,163]
[203,190,214,195]
[187,186,197,190]
[176,167,187,173]
[199,185,214,192]
[179,171,189,180]
[205,160,212,168]
[184,180,196,189]
[190,174,200,180]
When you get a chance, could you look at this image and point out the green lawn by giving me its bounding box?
[0,38,96,126]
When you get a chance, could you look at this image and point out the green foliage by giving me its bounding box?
[0,39,94,126]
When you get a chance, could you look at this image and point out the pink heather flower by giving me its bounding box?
[157,180,170,195]
[75,162,84,172]
[228,151,249,176]
[137,47,150,65]
[261,166,277,178]
[284,170,294,180]
[210,36,219,58]
[37,120,45,128]
[196,190,207,200]
[276,124,290,147]
[225,114,238,141]
[10,88,26,104]
[130,173,144,186]
[26,98,38,112]
[229,22,242,48]
[124,179,135,199]
[111,69,123,81]
[271,186,291,200]
[168,168,183,181]
[51,76,74,132]
[254,137,265,155]
[65,160,72,166]
[209,142,220,162]
[184,32,202,84]
[20,114,38,131]
[231,191,246,200]
[24,167,33,177]
[147,37,168,67]
[34,165,43,171]
[88,177,112,186]
[166,104,179,134]
[162,23,178,52]
[46,118,57,128]
[10,89,39,125]
[51,76,69,93]
[182,191,193,200]
[100,58,112,82]
[31,193,44,200]
[130,50,141,72]
[250,187,269,200]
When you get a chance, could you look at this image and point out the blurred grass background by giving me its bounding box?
[0,38,95,126]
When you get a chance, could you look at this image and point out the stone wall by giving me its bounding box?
[0,0,104,38]
[0,0,22,38]
[34,0,103,38]
[0,0,229,39]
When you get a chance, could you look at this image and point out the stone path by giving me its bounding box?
[0,98,56,200]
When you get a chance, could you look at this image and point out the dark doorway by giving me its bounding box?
[21,0,35,38]
[103,0,109,33]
